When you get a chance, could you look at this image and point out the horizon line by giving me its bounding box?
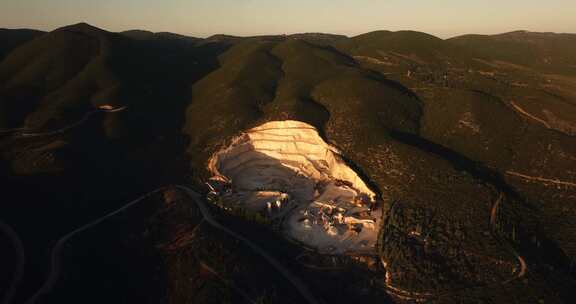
[2,22,575,41]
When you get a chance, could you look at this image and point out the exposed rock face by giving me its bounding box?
[209,120,374,200]
[208,120,380,253]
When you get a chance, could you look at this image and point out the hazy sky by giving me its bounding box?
[1,0,575,38]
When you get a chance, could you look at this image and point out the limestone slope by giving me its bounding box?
[208,120,378,253]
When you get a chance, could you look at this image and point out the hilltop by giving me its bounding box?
[449,30,576,75]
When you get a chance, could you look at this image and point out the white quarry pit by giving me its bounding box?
[208,120,381,254]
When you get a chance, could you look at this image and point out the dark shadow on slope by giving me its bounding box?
[339,154,383,201]
[365,69,422,102]
[301,97,331,138]
[0,86,44,129]
[0,35,231,304]
[106,36,231,142]
[389,130,523,200]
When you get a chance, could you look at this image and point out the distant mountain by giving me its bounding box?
[200,32,347,46]
[120,29,159,40]
[202,33,245,44]
[449,30,576,75]
[121,29,202,44]
[335,30,470,66]
[287,32,347,44]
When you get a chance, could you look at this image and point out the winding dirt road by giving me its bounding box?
[490,193,527,279]
[15,106,127,138]
[23,187,166,304]
[23,185,319,304]
[381,192,528,302]
[509,100,552,129]
[175,186,320,304]
[0,221,25,304]
[506,171,576,188]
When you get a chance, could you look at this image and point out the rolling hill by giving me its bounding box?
[449,30,576,75]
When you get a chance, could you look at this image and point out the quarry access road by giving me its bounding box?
[506,171,576,188]
[429,193,529,302]
[0,221,25,304]
[490,193,527,279]
[24,185,319,304]
[15,106,127,138]
[176,186,320,304]
[509,101,552,129]
[382,192,528,302]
